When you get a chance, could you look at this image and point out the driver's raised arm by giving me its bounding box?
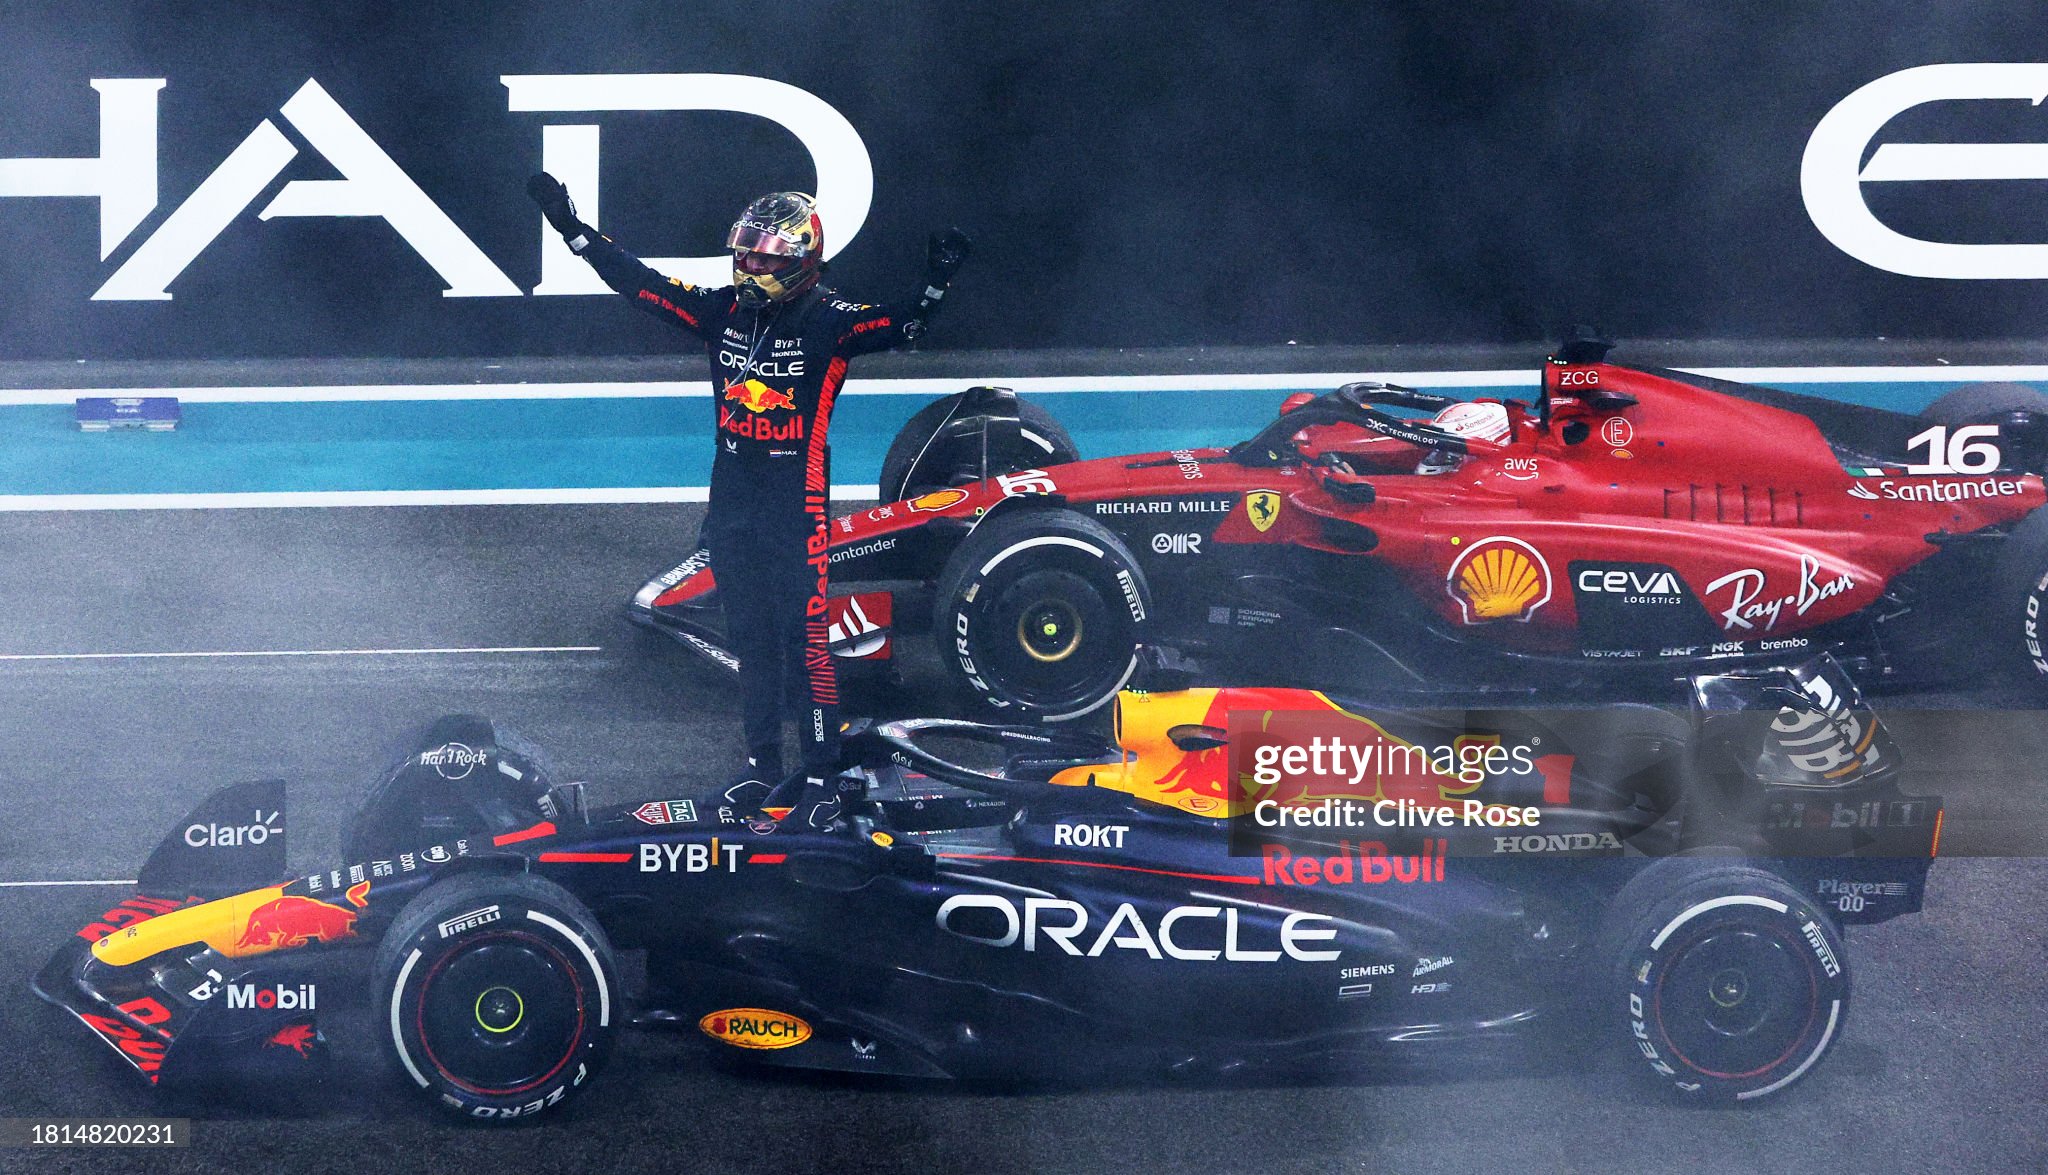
[526,172,727,341]
[831,228,974,357]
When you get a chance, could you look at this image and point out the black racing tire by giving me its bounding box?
[1922,382,2048,473]
[933,508,1149,721]
[374,872,619,1122]
[1594,860,1848,1102]
[1919,381,2048,426]
[1993,507,2048,691]
[879,390,1079,502]
[1940,382,2048,688]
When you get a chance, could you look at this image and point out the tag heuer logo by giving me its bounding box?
[633,800,699,826]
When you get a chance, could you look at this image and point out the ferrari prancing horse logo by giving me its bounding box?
[1246,490,1282,533]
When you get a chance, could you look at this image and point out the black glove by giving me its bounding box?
[526,172,585,238]
[927,227,972,279]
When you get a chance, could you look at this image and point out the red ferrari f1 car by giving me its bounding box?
[632,336,2048,719]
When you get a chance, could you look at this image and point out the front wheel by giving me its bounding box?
[344,715,560,863]
[374,872,618,1122]
[933,508,1149,721]
[1597,860,1848,1102]
[1930,384,2048,693]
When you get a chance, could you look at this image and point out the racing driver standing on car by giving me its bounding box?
[527,174,971,826]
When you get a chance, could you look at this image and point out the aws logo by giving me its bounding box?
[0,73,873,298]
[1447,537,1551,624]
[1804,63,2048,279]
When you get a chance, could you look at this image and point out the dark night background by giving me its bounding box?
[1,1,2045,359]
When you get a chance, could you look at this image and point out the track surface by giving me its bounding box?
[1,504,2044,1173]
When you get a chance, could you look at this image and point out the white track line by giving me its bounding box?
[2,364,2042,407]
[0,373,1500,405]
[0,381,714,406]
[0,486,882,512]
[0,879,137,888]
[0,645,601,662]
[1687,364,2048,384]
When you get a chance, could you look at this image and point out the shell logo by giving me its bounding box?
[1447,537,1552,624]
[907,489,969,512]
[698,1007,813,1050]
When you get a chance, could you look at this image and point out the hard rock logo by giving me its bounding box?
[1448,537,1551,624]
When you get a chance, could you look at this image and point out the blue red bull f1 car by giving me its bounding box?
[36,657,1938,1119]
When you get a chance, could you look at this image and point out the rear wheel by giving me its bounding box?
[1596,860,1847,1102]
[1920,381,2048,427]
[1921,383,2048,692]
[374,872,618,1122]
[879,388,1079,502]
[1993,508,2048,692]
[1922,381,2048,473]
[934,508,1149,721]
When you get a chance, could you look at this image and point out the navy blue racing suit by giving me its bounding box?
[571,232,941,783]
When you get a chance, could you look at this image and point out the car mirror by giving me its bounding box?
[1167,724,1229,753]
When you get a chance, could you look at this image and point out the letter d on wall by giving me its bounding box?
[505,74,874,294]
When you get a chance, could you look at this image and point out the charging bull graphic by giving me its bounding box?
[235,884,368,953]
[724,379,797,414]
[720,379,804,441]
[266,1023,320,1057]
